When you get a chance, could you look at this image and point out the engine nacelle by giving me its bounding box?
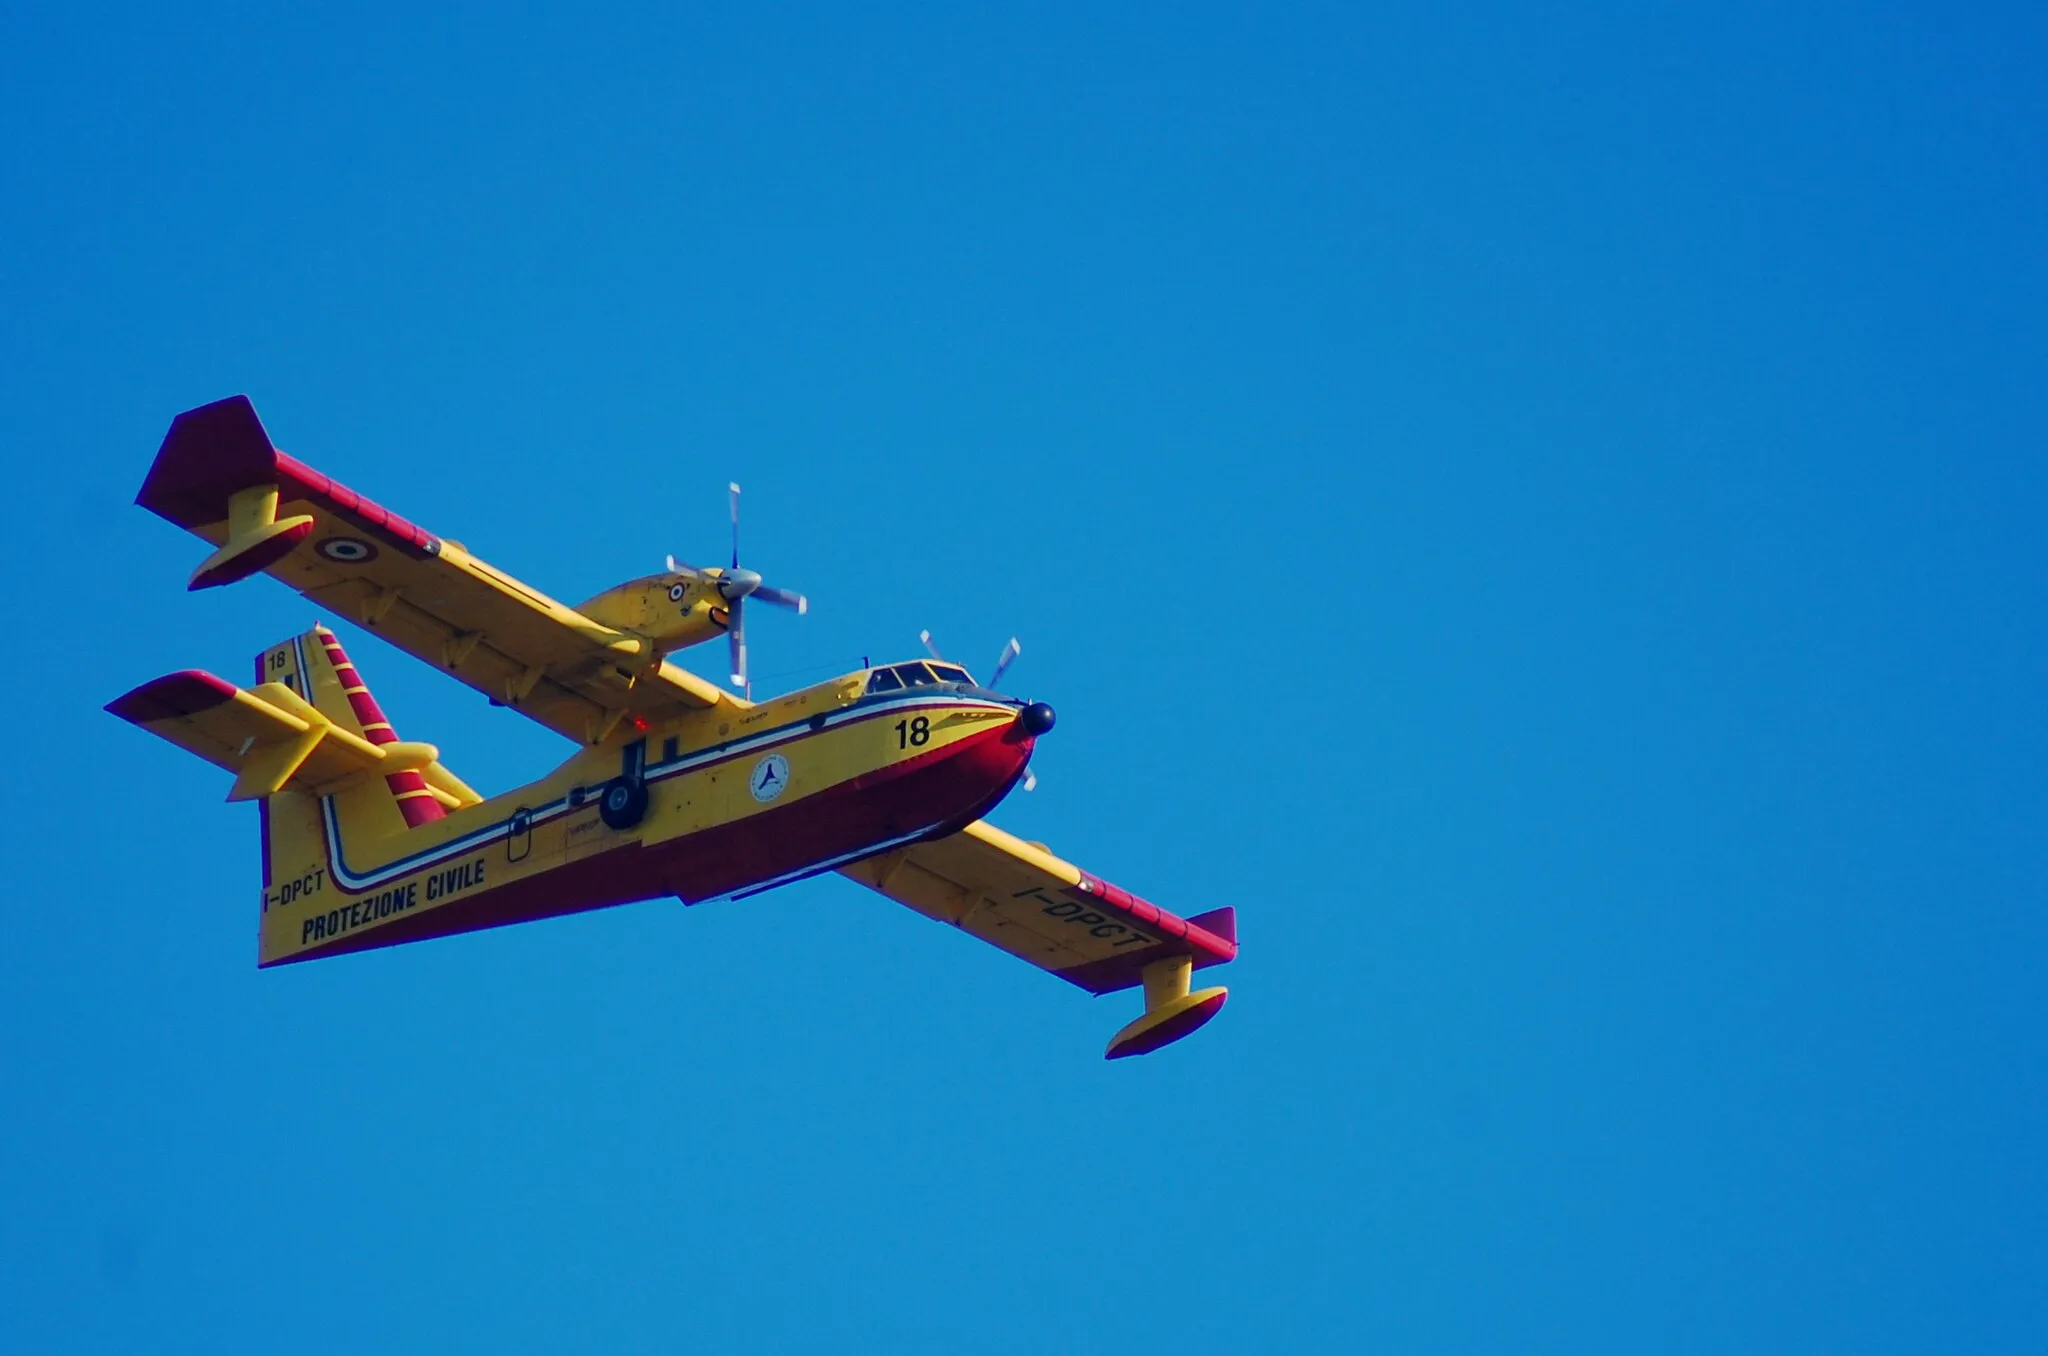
[576,572,730,661]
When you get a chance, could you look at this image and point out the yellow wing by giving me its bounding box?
[138,396,735,744]
[839,819,1237,996]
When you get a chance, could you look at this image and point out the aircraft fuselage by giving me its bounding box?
[260,669,1044,965]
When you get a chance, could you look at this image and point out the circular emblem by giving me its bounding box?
[749,754,790,803]
[316,537,378,563]
[667,582,686,602]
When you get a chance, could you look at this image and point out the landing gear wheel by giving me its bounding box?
[598,778,648,830]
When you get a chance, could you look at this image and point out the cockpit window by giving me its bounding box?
[867,662,975,693]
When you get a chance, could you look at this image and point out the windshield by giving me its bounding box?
[864,661,977,694]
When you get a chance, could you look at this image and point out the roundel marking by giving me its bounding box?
[749,754,790,803]
[317,537,378,563]
[668,582,686,602]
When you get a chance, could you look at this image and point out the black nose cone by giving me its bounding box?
[1019,702,1057,736]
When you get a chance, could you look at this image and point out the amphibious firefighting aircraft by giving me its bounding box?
[108,396,1234,1058]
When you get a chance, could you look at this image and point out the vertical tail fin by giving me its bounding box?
[250,643,330,962]
[252,624,473,964]
[108,626,473,965]
[308,625,446,828]
[260,625,447,829]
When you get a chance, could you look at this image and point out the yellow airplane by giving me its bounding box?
[109,396,1235,1058]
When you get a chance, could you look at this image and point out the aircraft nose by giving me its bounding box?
[1018,702,1056,736]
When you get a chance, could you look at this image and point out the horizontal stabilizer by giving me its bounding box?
[105,669,466,803]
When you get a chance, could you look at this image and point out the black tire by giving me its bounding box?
[598,777,649,830]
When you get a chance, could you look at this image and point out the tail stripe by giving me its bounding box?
[312,625,445,828]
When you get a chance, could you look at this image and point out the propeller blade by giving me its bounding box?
[728,482,741,569]
[665,554,702,577]
[727,599,748,693]
[989,637,1021,690]
[754,584,808,614]
[920,629,945,662]
[1021,768,1037,793]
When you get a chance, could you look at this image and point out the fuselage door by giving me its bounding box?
[507,807,533,863]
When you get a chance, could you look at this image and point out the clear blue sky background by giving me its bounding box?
[3,4,2044,1351]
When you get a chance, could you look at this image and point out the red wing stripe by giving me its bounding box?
[1076,872,1237,964]
[137,396,438,558]
[276,450,435,554]
[1048,871,1239,995]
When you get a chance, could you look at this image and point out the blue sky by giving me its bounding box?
[4,3,2046,1351]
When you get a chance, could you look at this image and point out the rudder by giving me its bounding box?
[258,625,447,830]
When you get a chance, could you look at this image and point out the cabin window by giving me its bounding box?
[865,668,905,693]
[895,663,939,686]
[928,664,972,686]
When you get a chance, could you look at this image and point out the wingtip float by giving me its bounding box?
[114,394,1237,1059]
